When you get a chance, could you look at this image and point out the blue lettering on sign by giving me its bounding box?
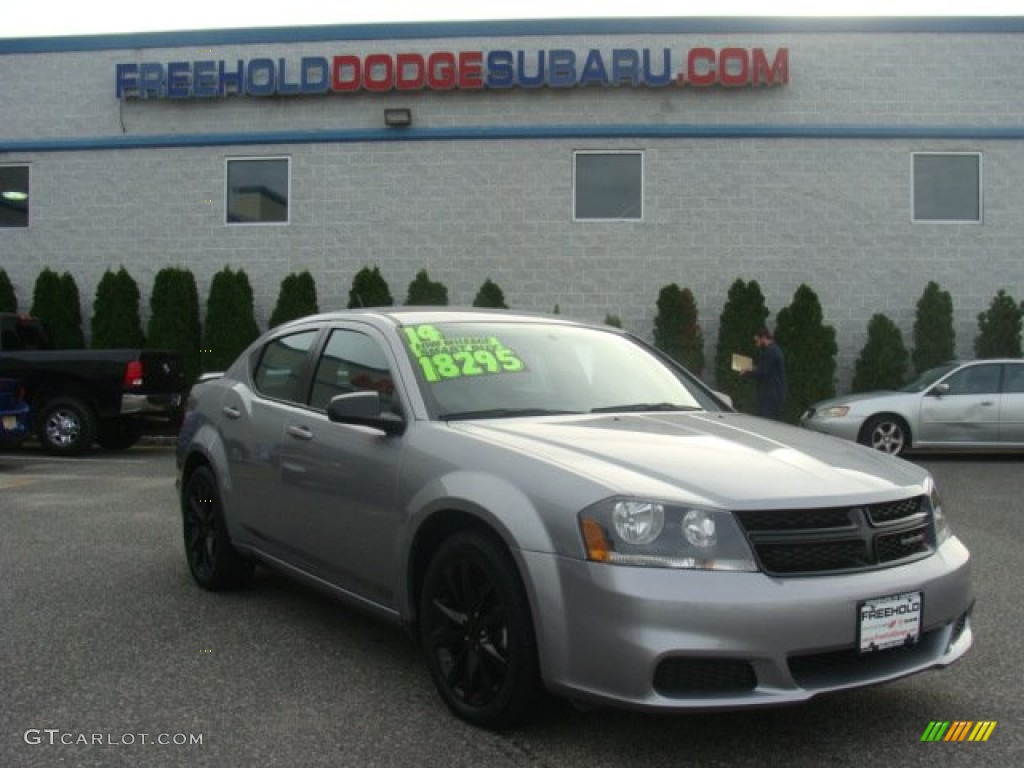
[166,61,191,99]
[516,51,545,88]
[247,58,276,96]
[548,49,576,87]
[643,49,673,87]
[139,62,164,98]
[579,49,608,87]
[485,50,515,88]
[193,61,218,98]
[301,57,330,93]
[220,60,245,96]
[611,49,640,86]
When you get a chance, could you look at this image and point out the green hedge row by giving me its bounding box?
[2,267,1021,414]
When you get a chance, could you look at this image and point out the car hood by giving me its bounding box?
[450,412,928,510]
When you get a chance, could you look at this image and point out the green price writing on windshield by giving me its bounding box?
[402,325,525,382]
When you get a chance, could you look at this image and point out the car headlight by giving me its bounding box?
[926,477,952,545]
[579,498,757,571]
[818,406,850,418]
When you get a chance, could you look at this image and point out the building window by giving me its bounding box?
[573,151,643,221]
[0,165,30,228]
[226,157,290,224]
[912,153,981,223]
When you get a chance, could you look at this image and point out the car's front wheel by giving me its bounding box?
[181,465,254,590]
[860,415,911,456]
[419,531,542,729]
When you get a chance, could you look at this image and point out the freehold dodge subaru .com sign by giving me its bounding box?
[115,46,789,99]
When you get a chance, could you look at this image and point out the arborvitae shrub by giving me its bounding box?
[604,314,622,328]
[201,267,260,372]
[715,279,769,413]
[31,268,84,349]
[147,267,202,386]
[473,278,508,309]
[654,284,705,375]
[270,271,319,327]
[405,269,449,306]
[0,268,16,312]
[974,289,1023,358]
[775,284,837,423]
[348,266,393,308]
[913,281,955,373]
[852,313,909,393]
[91,267,144,349]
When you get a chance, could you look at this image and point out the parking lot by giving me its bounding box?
[1,444,1021,768]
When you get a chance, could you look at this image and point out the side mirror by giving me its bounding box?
[327,391,405,436]
[929,382,950,397]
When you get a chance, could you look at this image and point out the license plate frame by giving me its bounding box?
[858,591,923,653]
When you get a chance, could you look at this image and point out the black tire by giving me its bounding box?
[419,530,542,729]
[36,397,95,456]
[97,419,143,451]
[859,415,911,456]
[181,465,254,590]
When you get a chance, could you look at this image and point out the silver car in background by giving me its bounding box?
[177,309,973,729]
[801,359,1024,455]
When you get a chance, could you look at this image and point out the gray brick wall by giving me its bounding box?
[2,27,1023,390]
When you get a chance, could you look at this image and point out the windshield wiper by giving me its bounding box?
[590,403,700,414]
[442,408,582,421]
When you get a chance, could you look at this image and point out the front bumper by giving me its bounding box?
[799,412,865,443]
[521,536,972,711]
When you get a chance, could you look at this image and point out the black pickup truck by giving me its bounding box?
[0,312,186,454]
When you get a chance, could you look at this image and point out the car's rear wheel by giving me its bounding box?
[419,531,542,729]
[181,465,253,590]
[860,415,910,456]
[37,397,95,455]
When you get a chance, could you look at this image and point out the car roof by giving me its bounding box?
[275,307,605,331]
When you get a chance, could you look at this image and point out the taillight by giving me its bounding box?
[123,360,144,389]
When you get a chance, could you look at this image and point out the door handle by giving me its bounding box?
[286,425,313,441]
[222,406,241,419]
[981,401,995,407]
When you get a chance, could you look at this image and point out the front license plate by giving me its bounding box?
[2,416,16,430]
[858,592,922,653]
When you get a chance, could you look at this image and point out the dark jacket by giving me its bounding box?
[751,342,786,420]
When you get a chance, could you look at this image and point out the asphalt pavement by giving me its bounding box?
[1,445,1021,767]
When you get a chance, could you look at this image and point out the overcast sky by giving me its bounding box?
[0,1,1020,39]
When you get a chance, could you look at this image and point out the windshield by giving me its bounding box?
[900,364,958,393]
[400,321,722,419]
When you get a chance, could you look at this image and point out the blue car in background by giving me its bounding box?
[0,377,31,446]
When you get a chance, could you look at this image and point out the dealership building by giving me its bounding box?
[2,17,1023,388]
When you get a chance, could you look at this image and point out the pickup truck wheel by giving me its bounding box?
[37,398,95,456]
[97,419,143,451]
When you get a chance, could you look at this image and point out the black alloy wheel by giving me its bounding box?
[419,531,541,729]
[182,465,253,590]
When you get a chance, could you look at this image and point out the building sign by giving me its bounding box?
[115,47,788,99]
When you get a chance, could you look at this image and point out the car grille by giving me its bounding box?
[735,496,934,576]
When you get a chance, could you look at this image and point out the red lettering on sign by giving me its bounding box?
[687,48,716,87]
[396,53,425,90]
[458,51,484,89]
[427,52,456,89]
[331,55,361,91]
[364,53,393,92]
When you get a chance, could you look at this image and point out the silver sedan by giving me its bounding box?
[177,309,973,729]
[801,359,1024,455]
